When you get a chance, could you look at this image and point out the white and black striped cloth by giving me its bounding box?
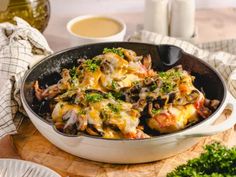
[0,17,52,138]
[130,30,236,98]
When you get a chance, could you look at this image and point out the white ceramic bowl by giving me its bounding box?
[66,15,126,45]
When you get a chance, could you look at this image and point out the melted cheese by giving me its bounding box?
[52,102,81,122]
[80,69,103,90]
[148,104,198,133]
[103,53,128,69]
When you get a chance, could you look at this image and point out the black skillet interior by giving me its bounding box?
[22,42,226,126]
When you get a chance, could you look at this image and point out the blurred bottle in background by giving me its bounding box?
[0,0,50,32]
[170,0,195,38]
[144,0,169,36]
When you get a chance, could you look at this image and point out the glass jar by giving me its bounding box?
[0,0,50,32]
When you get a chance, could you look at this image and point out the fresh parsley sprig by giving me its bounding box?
[103,48,124,58]
[167,142,236,177]
[84,58,101,72]
[85,93,103,103]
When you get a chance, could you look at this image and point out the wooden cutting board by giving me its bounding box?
[12,110,236,177]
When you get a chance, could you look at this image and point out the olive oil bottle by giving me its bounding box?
[0,0,50,32]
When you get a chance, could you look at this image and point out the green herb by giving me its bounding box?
[105,92,123,100]
[158,70,181,94]
[151,108,161,115]
[160,82,174,93]
[60,103,64,108]
[78,110,86,115]
[103,48,124,58]
[107,103,121,113]
[167,142,236,177]
[159,71,167,78]
[159,70,181,80]
[85,93,103,103]
[111,80,118,90]
[150,83,157,91]
[132,80,140,86]
[84,58,101,72]
[69,66,78,78]
[105,92,114,99]
[111,92,123,100]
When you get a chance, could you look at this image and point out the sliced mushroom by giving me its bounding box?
[204,99,220,110]
[62,110,78,135]
[197,106,212,119]
[168,92,176,104]
[148,102,154,116]
[100,60,114,74]
[122,48,137,61]
[142,54,152,70]
[132,99,147,112]
[63,110,77,128]
[86,124,101,136]
[186,90,200,103]
[76,114,88,131]
[41,84,60,100]
[34,80,44,101]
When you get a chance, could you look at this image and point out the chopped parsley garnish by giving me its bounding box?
[105,92,112,98]
[84,58,101,72]
[78,110,86,115]
[111,91,123,100]
[85,93,103,103]
[159,70,181,80]
[108,103,121,113]
[158,71,167,78]
[167,142,236,177]
[69,66,78,78]
[158,70,181,94]
[111,80,118,90]
[105,92,123,100]
[103,48,124,58]
[160,82,174,94]
[150,83,157,91]
[151,108,161,115]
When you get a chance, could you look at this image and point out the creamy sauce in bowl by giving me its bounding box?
[70,17,123,38]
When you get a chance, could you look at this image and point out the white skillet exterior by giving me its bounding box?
[21,90,236,164]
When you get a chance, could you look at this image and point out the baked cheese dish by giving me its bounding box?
[34,47,220,139]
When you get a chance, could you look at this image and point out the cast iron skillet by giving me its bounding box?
[21,42,226,138]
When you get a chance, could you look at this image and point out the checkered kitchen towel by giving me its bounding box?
[0,17,52,138]
[130,30,236,98]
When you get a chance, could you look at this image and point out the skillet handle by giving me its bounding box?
[180,91,236,138]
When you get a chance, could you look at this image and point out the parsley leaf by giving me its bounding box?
[105,92,123,100]
[103,48,124,58]
[108,103,121,113]
[84,58,101,72]
[85,93,103,103]
[167,142,236,177]
[150,83,157,91]
[160,82,174,94]
[69,66,78,78]
[111,80,118,90]
[151,108,161,115]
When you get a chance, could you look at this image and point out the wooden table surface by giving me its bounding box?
[1,7,236,176]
